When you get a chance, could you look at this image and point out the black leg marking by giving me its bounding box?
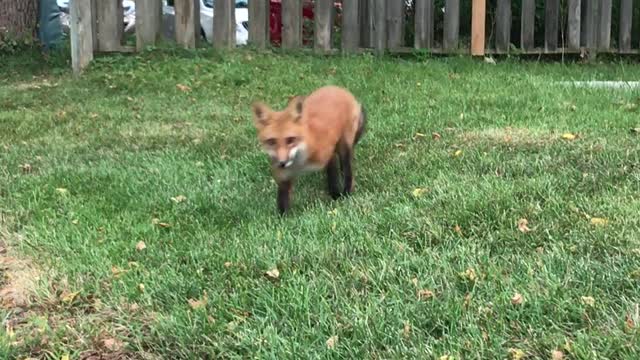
[340,147,354,195]
[354,104,367,146]
[326,155,341,200]
[277,180,292,215]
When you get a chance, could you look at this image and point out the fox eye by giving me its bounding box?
[264,138,276,146]
[285,137,297,145]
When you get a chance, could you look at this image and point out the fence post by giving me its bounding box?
[584,0,598,59]
[544,0,559,52]
[249,0,270,47]
[213,0,236,48]
[342,0,360,52]
[135,0,162,51]
[70,0,94,75]
[471,0,486,56]
[414,0,434,50]
[315,0,333,52]
[443,0,460,51]
[282,0,302,49]
[174,0,200,49]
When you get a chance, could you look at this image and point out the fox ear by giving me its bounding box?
[287,95,305,121]
[251,101,271,128]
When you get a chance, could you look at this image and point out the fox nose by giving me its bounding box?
[278,160,287,168]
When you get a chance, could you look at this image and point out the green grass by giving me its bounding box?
[1,46,640,359]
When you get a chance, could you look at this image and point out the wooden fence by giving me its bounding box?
[71,0,640,75]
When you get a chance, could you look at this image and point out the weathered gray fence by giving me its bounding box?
[71,0,640,74]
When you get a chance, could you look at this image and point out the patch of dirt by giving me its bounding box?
[459,127,556,146]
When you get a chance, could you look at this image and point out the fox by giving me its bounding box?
[250,85,367,215]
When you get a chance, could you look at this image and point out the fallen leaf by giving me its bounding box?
[151,218,160,224]
[103,338,123,351]
[561,133,577,141]
[138,283,145,292]
[432,132,442,140]
[454,150,463,157]
[326,335,338,349]
[71,219,79,225]
[111,266,128,278]
[171,195,187,203]
[55,188,68,195]
[581,296,595,306]
[176,84,191,92]
[224,261,233,268]
[551,350,564,360]
[509,348,525,360]
[414,132,427,139]
[403,321,411,337]
[156,222,171,228]
[61,355,70,360]
[266,268,280,280]
[418,289,434,300]
[511,293,524,305]
[460,268,477,282]
[412,188,428,198]
[188,292,208,310]
[454,225,462,234]
[439,356,454,360]
[517,218,531,233]
[89,112,99,119]
[411,277,418,287]
[463,293,472,307]
[590,217,608,226]
[136,241,146,251]
[625,313,635,330]
[61,291,80,304]
[20,163,32,173]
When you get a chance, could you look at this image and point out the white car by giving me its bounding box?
[163,0,248,46]
[57,0,136,34]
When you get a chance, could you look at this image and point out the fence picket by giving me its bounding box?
[444,0,460,50]
[567,0,581,50]
[495,0,511,53]
[414,0,434,49]
[619,0,633,52]
[598,0,612,50]
[174,0,200,49]
[521,0,535,51]
[342,0,360,52]
[315,0,333,52]
[282,0,302,48]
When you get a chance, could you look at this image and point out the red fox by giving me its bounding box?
[251,85,367,215]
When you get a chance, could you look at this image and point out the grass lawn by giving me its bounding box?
[1,47,640,359]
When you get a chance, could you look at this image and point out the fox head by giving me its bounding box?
[251,96,307,169]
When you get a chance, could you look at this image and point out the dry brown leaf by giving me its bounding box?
[561,133,577,141]
[414,132,427,139]
[432,132,442,140]
[55,188,68,195]
[224,261,233,268]
[551,350,564,360]
[111,266,128,278]
[171,195,187,203]
[266,268,280,280]
[136,241,146,251]
[581,296,595,306]
[157,222,171,228]
[454,225,462,235]
[454,149,463,157]
[511,293,524,305]
[517,218,531,233]
[326,335,338,349]
[418,289,434,300]
[103,337,124,352]
[176,84,191,92]
[590,217,608,226]
[89,112,99,119]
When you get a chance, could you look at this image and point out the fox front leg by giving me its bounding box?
[277,180,293,215]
